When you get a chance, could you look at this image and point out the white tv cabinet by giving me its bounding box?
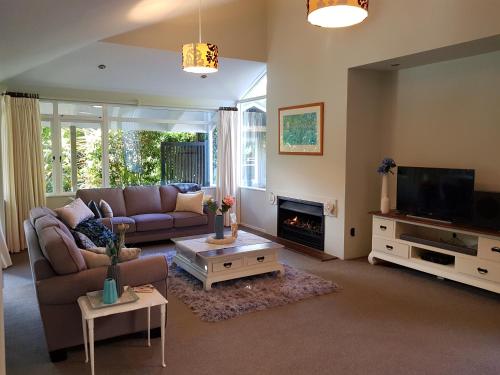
[369,211,500,294]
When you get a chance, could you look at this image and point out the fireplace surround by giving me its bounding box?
[277,197,325,251]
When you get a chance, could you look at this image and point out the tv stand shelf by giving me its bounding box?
[369,211,500,294]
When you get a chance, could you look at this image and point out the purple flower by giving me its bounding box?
[377,158,396,175]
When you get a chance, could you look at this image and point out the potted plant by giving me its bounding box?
[206,195,235,239]
[377,158,397,214]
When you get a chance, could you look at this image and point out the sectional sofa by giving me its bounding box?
[75,185,215,243]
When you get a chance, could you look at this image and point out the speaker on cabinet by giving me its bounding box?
[471,191,500,231]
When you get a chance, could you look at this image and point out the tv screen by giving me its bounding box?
[396,166,475,222]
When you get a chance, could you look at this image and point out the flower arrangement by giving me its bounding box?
[377,158,397,175]
[105,223,129,265]
[207,195,235,215]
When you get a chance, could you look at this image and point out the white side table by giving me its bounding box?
[77,288,168,375]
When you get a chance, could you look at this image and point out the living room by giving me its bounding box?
[1,1,500,374]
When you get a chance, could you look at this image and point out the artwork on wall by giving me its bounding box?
[278,102,324,155]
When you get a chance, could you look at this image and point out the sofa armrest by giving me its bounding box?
[36,255,168,305]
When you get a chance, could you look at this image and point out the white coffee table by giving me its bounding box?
[77,287,168,375]
[172,230,285,291]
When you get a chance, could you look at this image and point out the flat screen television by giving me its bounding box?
[396,166,475,222]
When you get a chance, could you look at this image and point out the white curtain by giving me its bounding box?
[0,94,46,254]
[216,109,239,226]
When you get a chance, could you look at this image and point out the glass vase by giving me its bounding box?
[107,264,123,297]
[215,215,224,239]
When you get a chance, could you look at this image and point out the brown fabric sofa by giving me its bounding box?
[24,207,169,362]
[75,185,215,243]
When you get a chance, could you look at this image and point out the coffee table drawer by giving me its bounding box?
[212,258,243,273]
[245,253,275,266]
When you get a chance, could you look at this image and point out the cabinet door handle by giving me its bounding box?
[385,245,393,251]
[477,267,488,275]
[491,247,500,253]
[257,256,265,263]
[223,262,232,269]
[380,225,387,231]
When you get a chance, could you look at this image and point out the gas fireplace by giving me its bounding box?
[277,197,325,251]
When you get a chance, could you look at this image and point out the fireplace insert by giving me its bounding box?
[277,197,325,251]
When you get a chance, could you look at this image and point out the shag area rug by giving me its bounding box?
[164,252,339,322]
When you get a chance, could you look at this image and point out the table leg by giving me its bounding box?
[161,304,166,368]
[147,305,151,347]
[88,318,95,375]
[82,315,88,363]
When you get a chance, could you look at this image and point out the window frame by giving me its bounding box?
[238,73,267,190]
[41,100,217,195]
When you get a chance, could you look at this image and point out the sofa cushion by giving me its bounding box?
[130,214,173,232]
[169,212,208,228]
[74,219,116,247]
[124,186,162,216]
[38,226,87,275]
[29,207,57,226]
[76,188,127,217]
[99,217,136,233]
[175,191,204,215]
[87,200,103,219]
[54,198,95,229]
[159,185,178,212]
[34,214,73,240]
[99,199,114,218]
[72,231,97,249]
[170,183,202,193]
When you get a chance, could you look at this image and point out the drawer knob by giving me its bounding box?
[477,267,488,275]
[223,262,232,269]
[385,245,394,251]
[257,256,265,263]
[380,225,387,231]
[491,247,500,253]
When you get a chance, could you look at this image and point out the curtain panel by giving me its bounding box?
[216,109,239,226]
[0,95,46,253]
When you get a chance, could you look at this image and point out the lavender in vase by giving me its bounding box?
[377,158,396,214]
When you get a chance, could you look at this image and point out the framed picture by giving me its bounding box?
[279,102,324,155]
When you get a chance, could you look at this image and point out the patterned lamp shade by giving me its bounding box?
[307,0,369,28]
[182,42,219,74]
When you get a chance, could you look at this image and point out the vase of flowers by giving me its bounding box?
[377,158,397,214]
[207,195,235,239]
[105,223,128,297]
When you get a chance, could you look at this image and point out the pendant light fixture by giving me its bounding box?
[182,0,219,74]
[307,0,369,28]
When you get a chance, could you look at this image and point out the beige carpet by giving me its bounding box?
[4,243,500,375]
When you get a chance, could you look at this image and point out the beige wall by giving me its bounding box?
[386,51,500,198]
[344,69,392,259]
[265,0,500,259]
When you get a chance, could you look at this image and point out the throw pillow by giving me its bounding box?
[99,199,114,218]
[74,219,116,247]
[86,247,141,262]
[80,250,111,269]
[175,191,204,215]
[72,231,97,249]
[54,198,95,229]
[87,200,103,219]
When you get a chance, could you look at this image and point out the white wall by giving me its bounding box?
[265,0,500,259]
[239,187,267,231]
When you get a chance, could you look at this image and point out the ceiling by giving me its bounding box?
[0,0,267,103]
[4,42,266,102]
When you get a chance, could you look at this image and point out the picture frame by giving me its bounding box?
[278,102,324,155]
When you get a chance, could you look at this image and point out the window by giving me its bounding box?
[40,101,217,194]
[239,74,267,189]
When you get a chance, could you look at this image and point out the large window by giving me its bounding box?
[41,101,217,194]
[239,74,267,189]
